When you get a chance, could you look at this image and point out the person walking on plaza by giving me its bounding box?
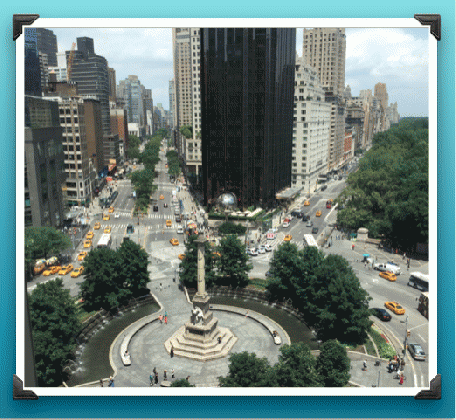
[362,360,367,371]
[154,371,159,385]
[150,373,154,386]
[352,243,355,251]
[171,368,175,379]
[170,346,174,358]
[100,378,104,387]
[399,373,404,385]
[159,314,163,323]
[164,370,167,380]
[165,315,168,324]
[108,376,114,387]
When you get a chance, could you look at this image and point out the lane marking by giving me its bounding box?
[409,323,428,332]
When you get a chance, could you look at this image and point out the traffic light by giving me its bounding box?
[407,330,411,337]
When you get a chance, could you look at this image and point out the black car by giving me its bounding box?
[320,185,327,191]
[176,216,182,223]
[302,214,310,221]
[311,227,319,234]
[153,205,159,212]
[126,224,134,234]
[371,308,392,322]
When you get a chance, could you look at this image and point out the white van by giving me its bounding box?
[373,262,401,275]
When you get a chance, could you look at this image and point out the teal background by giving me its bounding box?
[1,1,454,418]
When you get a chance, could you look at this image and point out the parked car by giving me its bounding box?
[371,308,392,322]
[408,343,426,361]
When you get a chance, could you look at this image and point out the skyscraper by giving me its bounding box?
[303,28,346,96]
[24,29,42,97]
[68,37,110,135]
[168,79,175,130]
[201,28,296,210]
[35,28,58,67]
[374,82,389,131]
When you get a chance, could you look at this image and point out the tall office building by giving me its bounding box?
[374,82,389,131]
[35,28,58,67]
[25,96,65,227]
[168,79,175,129]
[118,75,146,129]
[303,28,347,171]
[24,29,42,96]
[292,57,331,192]
[108,67,117,103]
[302,28,346,96]
[201,28,296,210]
[48,52,68,82]
[143,89,153,134]
[68,37,110,136]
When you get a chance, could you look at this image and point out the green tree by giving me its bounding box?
[337,118,428,251]
[128,135,141,150]
[216,235,252,288]
[80,248,128,311]
[170,378,195,387]
[116,239,150,297]
[271,343,322,387]
[312,254,372,344]
[219,351,273,387]
[218,221,246,235]
[179,125,193,139]
[28,279,81,386]
[316,339,351,387]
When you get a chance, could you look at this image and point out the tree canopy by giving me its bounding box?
[80,240,150,311]
[179,125,193,139]
[219,351,273,387]
[216,235,252,288]
[218,221,247,235]
[170,378,195,387]
[337,118,428,251]
[266,244,372,345]
[316,339,351,387]
[28,279,81,386]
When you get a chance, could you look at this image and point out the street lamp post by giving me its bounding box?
[400,315,409,357]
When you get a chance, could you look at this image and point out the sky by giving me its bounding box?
[50,26,429,117]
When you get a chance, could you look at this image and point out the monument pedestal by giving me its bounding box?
[164,235,237,361]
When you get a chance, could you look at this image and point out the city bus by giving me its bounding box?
[97,233,112,248]
[407,272,429,292]
[303,234,318,248]
[418,291,429,319]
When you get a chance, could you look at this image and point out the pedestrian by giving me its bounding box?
[150,373,154,386]
[403,252,406,260]
[186,376,190,381]
[108,376,114,387]
[100,378,104,387]
[352,243,355,251]
[165,310,168,318]
[159,314,163,323]
[362,360,367,371]
[154,372,159,385]
[171,368,175,379]
[165,315,168,324]
[164,370,167,380]
[399,373,404,385]
[170,347,174,358]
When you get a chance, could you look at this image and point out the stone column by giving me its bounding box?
[194,235,207,299]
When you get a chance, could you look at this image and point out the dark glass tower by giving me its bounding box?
[35,28,58,67]
[68,37,110,135]
[201,28,296,210]
[24,29,42,96]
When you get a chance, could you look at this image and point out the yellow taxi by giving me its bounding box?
[380,271,397,282]
[108,206,114,213]
[43,265,61,276]
[166,219,172,227]
[283,234,292,242]
[86,231,94,240]
[316,210,322,217]
[384,301,405,315]
[103,214,110,221]
[133,165,137,169]
[94,222,101,230]
[104,226,111,234]
[58,264,74,275]
[78,251,88,261]
[83,240,92,248]
[160,194,165,200]
[304,200,310,206]
[212,252,221,258]
[70,267,84,278]
[170,238,179,246]
[178,254,186,260]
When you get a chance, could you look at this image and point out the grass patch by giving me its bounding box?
[247,278,268,290]
[370,327,396,359]
[364,337,377,356]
